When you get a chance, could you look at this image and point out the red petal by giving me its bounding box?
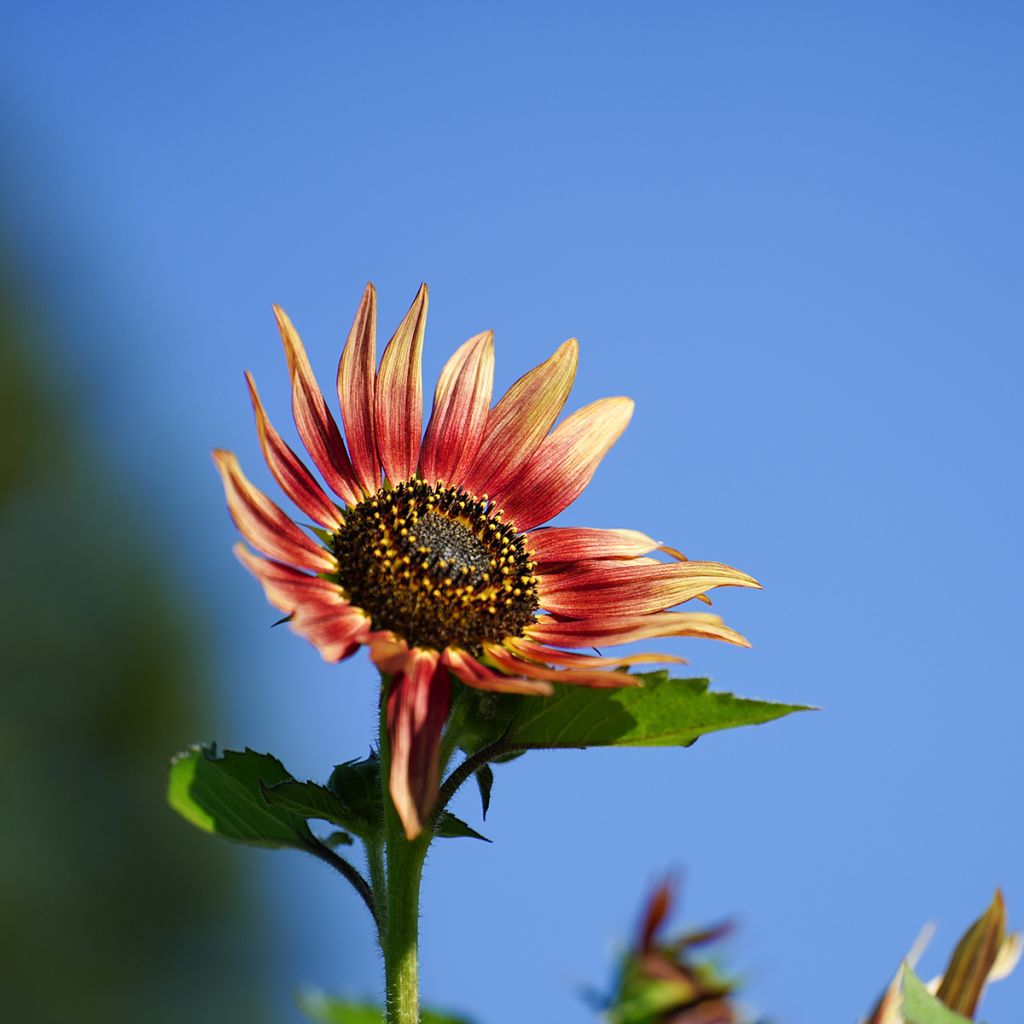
[526,611,752,649]
[367,632,412,676]
[442,648,553,695]
[524,527,660,565]
[273,304,362,505]
[386,649,450,839]
[461,338,578,497]
[419,331,494,486]
[505,637,684,669]
[493,397,633,531]
[484,645,640,689]
[337,283,380,494]
[213,450,336,572]
[538,561,760,618]
[639,877,677,953]
[293,606,372,663]
[245,373,343,530]
[234,544,370,662]
[375,284,428,484]
[234,543,340,608]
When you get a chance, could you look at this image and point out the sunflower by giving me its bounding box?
[214,284,759,838]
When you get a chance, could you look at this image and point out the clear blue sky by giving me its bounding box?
[4,2,1023,1021]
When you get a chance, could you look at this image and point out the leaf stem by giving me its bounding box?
[430,732,519,831]
[306,840,379,929]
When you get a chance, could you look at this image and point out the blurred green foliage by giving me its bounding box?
[0,249,268,1022]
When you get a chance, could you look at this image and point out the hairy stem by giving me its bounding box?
[378,679,429,1024]
[430,732,519,831]
[365,835,387,924]
[307,841,378,929]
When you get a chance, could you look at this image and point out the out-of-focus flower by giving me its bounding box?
[215,284,759,837]
[601,877,744,1024]
[863,890,1021,1024]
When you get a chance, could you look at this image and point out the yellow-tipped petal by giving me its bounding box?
[462,337,578,497]
[337,283,380,494]
[375,283,428,484]
[496,396,634,531]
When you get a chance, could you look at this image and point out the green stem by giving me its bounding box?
[378,678,429,1024]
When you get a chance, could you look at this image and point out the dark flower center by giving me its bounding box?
[332,479,539,653]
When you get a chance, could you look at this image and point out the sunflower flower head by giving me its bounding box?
[215,284,760,839]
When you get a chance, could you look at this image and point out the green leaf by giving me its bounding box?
[261,779,362,834]
[466,671,809,751]
[902,966,974,1024]
[327,753,384,834]
[297,991,474,1024]
[435,811,490,842]
[167,745,314,850]
[474,764,494,819]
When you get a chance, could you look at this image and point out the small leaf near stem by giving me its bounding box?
[430,731,517,833]
[167,745,378,926]
[474,764,494,820]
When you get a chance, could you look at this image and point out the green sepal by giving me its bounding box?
[435,811,490,842]
[474,763,494,819]
[167,745,315,850]
[902,966,974,1024]
[606,978,698,1024]
[327,753,384,835]
[260,779,364,835]
[462,671,810,752]
[297,991,474,1024]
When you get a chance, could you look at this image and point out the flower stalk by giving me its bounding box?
[379,681,429,1024]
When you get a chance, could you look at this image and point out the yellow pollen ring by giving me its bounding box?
[331,479,539,653]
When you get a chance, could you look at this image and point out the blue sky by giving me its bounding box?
[4,2,1023,1021]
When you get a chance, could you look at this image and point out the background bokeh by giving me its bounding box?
[3,3,1022,1022]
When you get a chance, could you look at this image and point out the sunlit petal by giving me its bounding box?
[420,331,494,486]
[494,396,633,531]
[375,284,428,484]
[213,449,336,572]
[273,304,361,505]
[462,338,577,497]
[337,282,380,494]
[538,560,760,618]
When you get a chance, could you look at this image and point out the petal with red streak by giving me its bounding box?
[337,283,380,494]
[461,338,578,497]
[442,648,553,695]
[505,637,684,669]
[526,610,751,649]
[420,331,494,486]
[234,544,370,661]
[375,284,428,484]
[386,649,450,839]
[525,527,661,565]
[245,373,343,530]
[213,450,336,572]
[273,305,362,505]
[538,561,760,618]
[484,645,640,689]
[494,396,633,531]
